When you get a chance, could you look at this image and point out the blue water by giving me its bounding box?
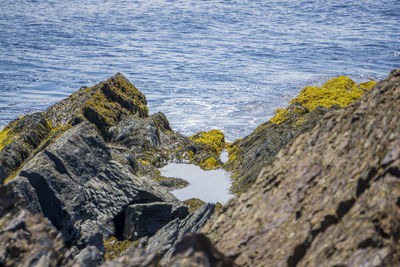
[1,0,399,141]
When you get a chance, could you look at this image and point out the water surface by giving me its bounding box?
[160,163,232,203]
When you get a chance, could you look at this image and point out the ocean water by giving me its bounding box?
[1,0,399,141]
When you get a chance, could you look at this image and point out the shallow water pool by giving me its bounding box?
[159,163,232,204]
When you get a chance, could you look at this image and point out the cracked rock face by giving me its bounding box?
[0,183,67,267]
[203,69,400,266]
[9,121,180,256]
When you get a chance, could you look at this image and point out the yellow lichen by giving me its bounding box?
[104,236,136,260]
[270,76,372,124]
[269,108,289,124]
[200,156,221,170]
[225,139,241,163]
[190,130,225,155]
[82,75,148,131]
[214,202,222,214]
[183,198,206,213]
[0,119,21,151]
[137,158,150,165]
[358,80,377,90]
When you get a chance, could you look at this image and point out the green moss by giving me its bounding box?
[190,130,225,155]
[104,236,137,260]
[184,198,206,213]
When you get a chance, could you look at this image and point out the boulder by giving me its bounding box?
[203,69,400,266]
[9,121,180,254]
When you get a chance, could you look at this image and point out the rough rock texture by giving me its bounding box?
[123,202,173,240]
[225,76,376,195]
[9,121,180,253]
[225,103,338,194]
[102,206,228,267]
[0,184,67,267]
[0,73,223,263]
[145,203,217,263]
[203,69,400,266]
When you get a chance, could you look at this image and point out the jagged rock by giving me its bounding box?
[100,247,161,267]
[9,121,180,254]
[203,68,400,266]
[101,233,234,267]
[73,246,100,267]
[168,233,235,267]
[225,76,377,195]
[0,184,68,267]
[123,202,174,240]
[0,113,53,177]
[225,103,338,194]
[152,176,189,191]
[145,203,216,263]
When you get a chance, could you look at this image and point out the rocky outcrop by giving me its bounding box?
[203,69,400,266]
[102,233,234,267]
[145,203,217,264]
[225,76,376,194]
[123,202,186,240]
[0,183,68,267]
[225,103,338,194]
[0,73,225,264]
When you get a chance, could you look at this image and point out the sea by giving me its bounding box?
[1,0,399,141]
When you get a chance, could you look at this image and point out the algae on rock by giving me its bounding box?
[226,76,377,194]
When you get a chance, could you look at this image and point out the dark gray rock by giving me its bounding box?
[145,203,216,264]
[74,246,100,267]
[123,202,173,240]
[0,165,7,184]
[10,122,180,254]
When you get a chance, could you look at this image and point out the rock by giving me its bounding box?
[225,103,337,194]
[183,198,206,213]
[225,76,376,195]
[0,113,53,177]
[203,68,400,266]
[123,202,173,240]
[45,73,148,139]
[73,246,100,267]
[151,176,189,191]
[100,247,161,267]
[145,203,216,263]
[168,233,235,267]
[0,164,7,184]
[9,121,180,254]
[0,183,68,267]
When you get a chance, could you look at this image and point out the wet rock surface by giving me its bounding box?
[203,69,400,266]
